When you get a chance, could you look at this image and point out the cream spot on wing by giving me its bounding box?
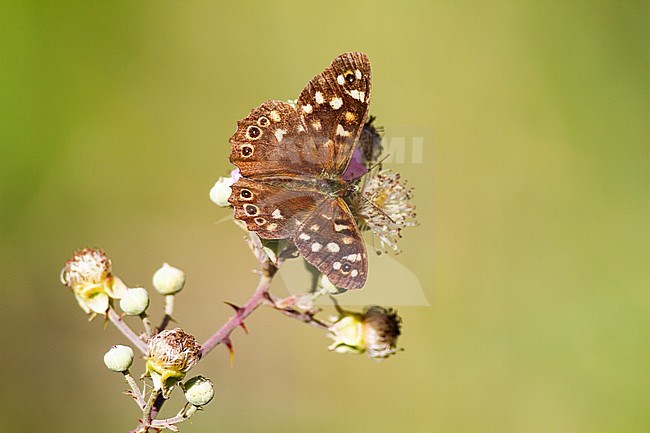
[359,91,365,102]
[337,74,345,85]
[315,91,324,104]
[357,253,362,261]
[345,111,355,122]
[302,104,313,114]
[346,253,357,261]
[269,110,281,122]
[311,242,322,252]
[336,124,350,137]
[355,69,362,80]
[310,224,320,231]
[330,97,343,110]
[272,209,283,219]
[348,89,360,100]
[342,236,354,245]
[334,223,349,232]
[326,242,340,253]
[351,269,359,277]
[299,233,311,241]
[333,261,341,270]
[267,223,277,231]
[297,125,305,132]
[274,129,287,142]
[311,120,321,131]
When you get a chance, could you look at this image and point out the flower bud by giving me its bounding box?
[209,176,234,207]
[145,328,201,398]
[152,263,186,295]
[104,345,134,372]
[210,169,240,207]
[184,376,215,407]
[61,248,125,315]
[119,287,150,315]
[327,306,402,361]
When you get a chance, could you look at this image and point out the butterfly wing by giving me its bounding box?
[229,100,329,179]
[296,52,372,176]
[229,178,325,240]
[293,197,368,290]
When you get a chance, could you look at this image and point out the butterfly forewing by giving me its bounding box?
[293,198,368,289]
[296,52,371,176]
[229,100,327,179]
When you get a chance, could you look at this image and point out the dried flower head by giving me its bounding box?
[61,248,127,315]
[353,170,417,254]
[145,328,201,398]
[361,306,402,361]
[327,305,403,361]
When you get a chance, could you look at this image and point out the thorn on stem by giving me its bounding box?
[224,338,235,366]
[223,301,242,312]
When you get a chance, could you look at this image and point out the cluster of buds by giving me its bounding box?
[62,249,215,431]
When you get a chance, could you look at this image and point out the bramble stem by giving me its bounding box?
[264,293,332,330]
[140,313,153,338]
[107,307,148,354]
[123,372,145,408]
[151,404,194,428]
[200,260,277,356]
[143,388,160,427]
[158,295,175,332]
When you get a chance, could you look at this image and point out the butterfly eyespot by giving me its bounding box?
[344,70,356,84]
[241,145,254,157]
[257,116,270,127]
[341,263,353,273]
[240,189,253,199]
[245,204,259,216]
[254,217,266,225]
[246,125,262,140]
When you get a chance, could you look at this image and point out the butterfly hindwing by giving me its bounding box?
[293,197,368,289]
[229,178,325,240]
[296,52,372,176]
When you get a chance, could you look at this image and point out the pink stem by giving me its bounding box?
[107,307,148,354]
[200,261,277,357]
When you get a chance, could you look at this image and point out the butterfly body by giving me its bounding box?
[228,53,372,289]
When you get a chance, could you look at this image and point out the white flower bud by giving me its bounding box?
[184,376,215,407]
[119,287,150,315]
[209,176,234,207]
[104,345,134,372]
[152,263,186,295]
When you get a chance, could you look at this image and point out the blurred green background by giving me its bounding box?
[1,1,647,432]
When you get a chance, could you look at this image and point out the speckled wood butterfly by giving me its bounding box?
[228,52,371,289]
